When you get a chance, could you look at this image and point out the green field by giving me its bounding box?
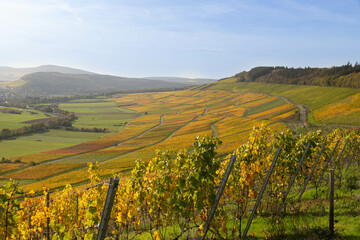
[0,129,109,159]
[0,100,137,159]
[0,107,56,128]
[59,101,139,131]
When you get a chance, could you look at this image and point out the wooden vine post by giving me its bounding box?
[97,177,120,240]
[329,168,335,237]
[46,192,50,240]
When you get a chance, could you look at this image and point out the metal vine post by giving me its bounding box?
[200,155,236,240]
[242,148,282,239]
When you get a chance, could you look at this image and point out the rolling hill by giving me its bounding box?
[145,76,217,85]
[15,72,191,95]
[0,64,96,82]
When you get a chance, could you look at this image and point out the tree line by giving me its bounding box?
[235,62,360,88]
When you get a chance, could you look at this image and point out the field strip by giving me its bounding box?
[99,107,207,164]
[233,103,249,117]
[49,114,165,164]
[0,114,163,177]
[161,107,207,142]
[19,112,208,188]
[46,109,206,182]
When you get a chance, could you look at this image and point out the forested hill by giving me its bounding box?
[234,63,360,88]
[16,72,190,95]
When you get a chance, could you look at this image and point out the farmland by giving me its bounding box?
[1,78,359,192]
[1,80,360,239]
[0,88,302,190]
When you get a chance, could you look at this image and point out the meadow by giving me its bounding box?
[0,107,57,129]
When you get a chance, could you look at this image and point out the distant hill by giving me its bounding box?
[0,65,96,82]
[15,72,190,95]
[145,77,217,85]
[233,63,360,88]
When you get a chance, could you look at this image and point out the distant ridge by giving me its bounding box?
[0,65,96,82]
[145,77,217,85]
[15,72,190,95]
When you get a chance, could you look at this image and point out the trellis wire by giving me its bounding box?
[278,142,311,213]
[318,140,340,184]
[298,142,326,201]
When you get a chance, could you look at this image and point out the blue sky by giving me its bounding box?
[0,0,359,78]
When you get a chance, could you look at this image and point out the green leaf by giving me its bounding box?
[88,206,97,214]
[59,225,66,233]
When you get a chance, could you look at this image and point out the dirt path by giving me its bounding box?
[210,116,227,137]
[99,107,208,165]
[279,96,308,132]
[233,103,250,117]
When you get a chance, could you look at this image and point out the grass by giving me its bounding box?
[0,130,109,159]
[0,108,56,128]
[206,79,360,110]
[60,101,139,131]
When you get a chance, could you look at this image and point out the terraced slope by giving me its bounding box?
[0,89,297,190]
[200,78,360,127]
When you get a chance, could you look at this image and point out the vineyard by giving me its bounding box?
[0,83,360,239]
[0,89,292,190]
[1,126,359,239]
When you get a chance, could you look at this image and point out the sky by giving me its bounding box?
[0,0,360,79]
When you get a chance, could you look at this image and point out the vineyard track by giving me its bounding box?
[98,107,208,165]
[280,96,308,132]
[211,116,227,138]
[162,107,207,142]
[233,103,249,117]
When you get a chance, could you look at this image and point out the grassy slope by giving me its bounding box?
[0,130,110,159]
[0,108,57,129]
[205,78,360,110]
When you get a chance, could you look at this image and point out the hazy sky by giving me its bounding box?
[0,0,359,78]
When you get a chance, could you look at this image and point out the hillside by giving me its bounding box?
[145,76,217,85]
[0,64,96,82]
[233,63,360,88]
[15,72,190,95]
[199,76,360,127]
